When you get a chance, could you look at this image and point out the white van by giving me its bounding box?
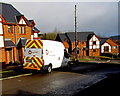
[23,39,70,72]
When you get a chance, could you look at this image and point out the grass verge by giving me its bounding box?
[1,65,28,78]
[1,70,24,78]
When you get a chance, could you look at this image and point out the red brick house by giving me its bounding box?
[55,33,70,53]
[0,3,40,66]
[56,32,100,57]
[110,35,120,44]
[101,38,119,55]
[88,34,100,56]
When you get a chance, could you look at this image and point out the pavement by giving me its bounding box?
[0,65,26,79]
[79,59,120,64]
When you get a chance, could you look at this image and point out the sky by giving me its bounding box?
[4,0,119,37]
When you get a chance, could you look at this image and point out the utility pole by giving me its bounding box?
[75,5,78,61]
[75,5,77,47]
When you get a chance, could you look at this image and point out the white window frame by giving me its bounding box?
[8,25,12,33]
[19,26,25,34]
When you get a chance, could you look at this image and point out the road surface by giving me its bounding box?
[1,63,120,96]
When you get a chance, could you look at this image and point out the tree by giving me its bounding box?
[45,32,57,40]
[39,27,62,40]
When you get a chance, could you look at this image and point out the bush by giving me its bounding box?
[13,61,20,66]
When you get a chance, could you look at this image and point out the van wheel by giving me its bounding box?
[46,65,52,73]
[66,61,71,70]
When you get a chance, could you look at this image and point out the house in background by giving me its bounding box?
[56,32,100,57]
[100,38,119,55]
[0,3,40,66]
[29,20,40,40]
[55,33,70,53]
[66,32,100,57]
[88,34,100,56]
[110,35,120,45]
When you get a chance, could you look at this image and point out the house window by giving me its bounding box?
[77,50,79,54]
[19,26,25,34]
[93,49,96,52]
[112,46,117,49]
[64,38,69,42]
[82,41,84,44]
[104,46,109,52]
[8,25,12,33]
[93,41,96,45]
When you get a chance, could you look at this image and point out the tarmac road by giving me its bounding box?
[74,72,120,96]
[1,63,120,96]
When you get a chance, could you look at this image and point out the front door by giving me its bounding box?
[5,48,14,64]
[18,48,24,64]
[104,46,109,53]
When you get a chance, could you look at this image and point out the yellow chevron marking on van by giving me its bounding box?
[24,57,43,70]
[26,40,34,48]
[36,40,43,48]
[33,57,42,67]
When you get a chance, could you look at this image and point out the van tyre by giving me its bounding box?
[66,61,71,70]
[46,65,52,73]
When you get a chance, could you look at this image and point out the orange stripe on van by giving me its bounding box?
[24,67,40,70]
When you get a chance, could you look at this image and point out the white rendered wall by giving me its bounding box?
[0,36,4,47]
[34,33,38,38]
[0,18,4,47]
[31,35,33,40]
[89,35,100,49]
[101,43,111,53]
[19,18,26,24]
[0,18,3,34]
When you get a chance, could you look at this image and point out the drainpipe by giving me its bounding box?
[13,25,17,62]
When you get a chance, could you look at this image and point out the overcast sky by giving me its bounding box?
[9,1,119,37]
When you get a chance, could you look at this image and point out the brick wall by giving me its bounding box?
[3,25,15,43]
[89,49,100,56]
[71,41,87,56]
[0,48,5,62]
[3,24,32,64]
[16,25,31,42]
[4,25,32,43]
[15,25,32,63]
